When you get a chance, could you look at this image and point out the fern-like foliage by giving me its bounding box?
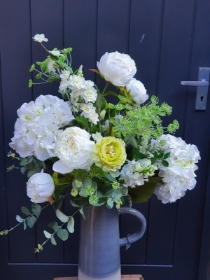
[110,96,179,140]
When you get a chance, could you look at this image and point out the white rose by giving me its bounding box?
[27,172,55,203]
[126,78,148,104]
[97,51,137,86]
[53,127,95,174]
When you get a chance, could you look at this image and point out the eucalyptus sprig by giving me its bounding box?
[0,203,49,235]
[35,201,87,253]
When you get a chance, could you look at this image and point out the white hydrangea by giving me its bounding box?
[120,159,157,188]
[153,134,201,203]
[9,95,74,161]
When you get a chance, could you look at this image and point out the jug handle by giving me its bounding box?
[118,207,146,247]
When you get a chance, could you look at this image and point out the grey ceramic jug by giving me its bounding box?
[78,205,146,280]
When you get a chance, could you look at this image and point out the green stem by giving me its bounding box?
[101,82,110,96]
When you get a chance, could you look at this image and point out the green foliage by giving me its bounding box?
[28,79,33,88]
[31,204,41,218]
[26,216,37,228]
[96,93,107,111]
[48,222,59,232]
[21,206,30,216]
[29,64,35,72]
[20,156,45,178]
[56,209,69,223]
[110,96,179,141]
[57,229,69,241]
[76,115,89,130]
[67,217,74,233]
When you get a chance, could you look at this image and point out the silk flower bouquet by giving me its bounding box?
[1,34,201,252]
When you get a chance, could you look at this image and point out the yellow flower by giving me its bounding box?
[93,137,126,172]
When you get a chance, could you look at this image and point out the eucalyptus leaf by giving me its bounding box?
[21,206,30,216]
[43,230,51,239]
[79,208,86,220]
[106,198,114,209]
[48,222,59,232]
[56,209,69,223]
[26,216,37,228]
[67,217,74,233]
[57,229,69,241]
[31,203,41,218]
[70,200,80,208]
[16,215,24,223]
[23,221,27,230]
[51,236,57,246]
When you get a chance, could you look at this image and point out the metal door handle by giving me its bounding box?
[180,67,210,110]
[181,80,209,86]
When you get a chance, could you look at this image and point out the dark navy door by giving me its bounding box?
[0,1,210,279]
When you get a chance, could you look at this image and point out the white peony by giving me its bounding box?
[32,34,48,43]
[126,78,148,104]
[53,127,95,174]
[10,95,74,161]
[97,51,137,86]
[27,172,55,203]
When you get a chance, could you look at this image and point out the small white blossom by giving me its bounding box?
[33,34,48,43]
[69,75,86,90]
[89,112,99,125]
[120,159,156,188]
[80,103,96,118]
[47,58,55,73]
[60,70,71,81]
[92,132,103,142]
[49,50,63,57]
[82,87,97,103]
[77,65,83,76]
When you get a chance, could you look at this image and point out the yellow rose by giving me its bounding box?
[93,137,126,172]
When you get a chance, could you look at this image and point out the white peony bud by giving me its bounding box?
[126,78,148,104]
[27,172,55,203]
[97,51,137,86]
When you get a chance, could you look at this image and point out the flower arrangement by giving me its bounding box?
[1,34,201,251]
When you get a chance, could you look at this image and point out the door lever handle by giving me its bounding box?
[180,67,210,110]
[180,80,209,86]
